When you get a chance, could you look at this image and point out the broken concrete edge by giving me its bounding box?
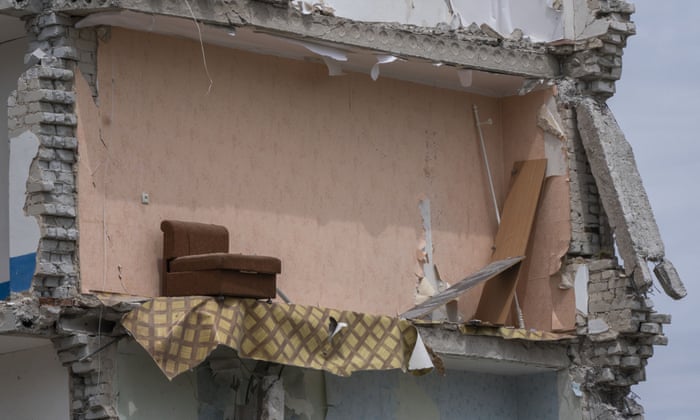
[0,0,41,17]
[0,293,296,420]
[3,0,638,93]
[0,293,581,420]
[0,292,136,334]
[566,257,672,418]
[559,80,616,259]
[4,290,576,372]
[417,325,572,370]
[0,295,124,420]
[553,76,679,417]
[0,291,136,419]
[53,331,119,420]
[0,2,677,418]
[0,1,636,302]
[0,275,671,420]
[43,0,565,79]
[653,258,687,300]
[5,11,99,299]
[553,0,637,99]
[575,97,687,300]
[0,294,59,335]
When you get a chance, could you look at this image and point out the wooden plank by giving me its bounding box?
[400,256,524,320]
[474,159,547,325]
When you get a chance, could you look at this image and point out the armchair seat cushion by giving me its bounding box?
[170,253,281,274]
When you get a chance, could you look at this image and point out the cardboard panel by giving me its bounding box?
[474,159,546,324]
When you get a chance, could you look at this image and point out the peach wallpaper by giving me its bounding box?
[76,28,571,328]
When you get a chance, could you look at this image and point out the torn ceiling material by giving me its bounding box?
[121,297,433,380]
[576,98,686,299]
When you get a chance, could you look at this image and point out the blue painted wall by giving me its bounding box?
[10,252,35,292]
[0,252,35,299]
[0,280,9,300]
[2,34,31,301]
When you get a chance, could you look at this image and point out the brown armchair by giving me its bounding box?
[160,220,280,299]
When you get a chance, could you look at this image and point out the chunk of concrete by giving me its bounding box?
[576,99,665,288]
[633,256,652,290]
[653,258,687,300]
[260,376,284,420]
[588,318,609,335]
[0,308,18,332]
[639,323,661,335]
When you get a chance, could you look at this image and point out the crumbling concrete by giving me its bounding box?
[568,259,671,419]
[418,326,571,371]
[0,296,59,334]
[554,0,637,98]
[552,24,684,414]
[260,376,285,420]
[0,294,126,419]
[5,12,96,298]
[53,333,119,420]
[0,1,687,420]
[554,81,682,417]
[576,98,686,299]
[653,258,687,300]
[6,12,95,298]
[556,80,614,258]
[54,0,560,79]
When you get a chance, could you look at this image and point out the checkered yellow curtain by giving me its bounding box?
[121,297,422,379]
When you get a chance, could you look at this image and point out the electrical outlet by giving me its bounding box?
[141,192,150,204]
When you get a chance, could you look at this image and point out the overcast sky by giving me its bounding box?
[608,2,700,418]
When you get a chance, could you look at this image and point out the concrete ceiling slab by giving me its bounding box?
[77,11,529,97]
[440,354,558,376]
[418,326,570,376]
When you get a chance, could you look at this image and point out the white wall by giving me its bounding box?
[116,339,199,420]
[0,31,28,297]
[0,343,70,420]
[325,369,560,420]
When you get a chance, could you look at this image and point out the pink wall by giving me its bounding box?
[76,28,571,326]
[501,92,574,331]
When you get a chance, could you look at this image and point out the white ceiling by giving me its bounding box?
[0,15,25,43]
[0,334,51,355]
[440,353,559,375]
[77,11,529,97]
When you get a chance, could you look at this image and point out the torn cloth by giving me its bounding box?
[121,297,429,379]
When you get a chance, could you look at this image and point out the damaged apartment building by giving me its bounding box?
[0,0,688,419]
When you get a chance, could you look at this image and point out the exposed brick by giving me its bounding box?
[639,323,662,335]
[652,335,668,346]
[638,346,653,358]
[588,259,617,272]
[647,313,671,324]
[620,356,640,369]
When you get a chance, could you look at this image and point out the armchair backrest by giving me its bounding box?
[161,220,229,266]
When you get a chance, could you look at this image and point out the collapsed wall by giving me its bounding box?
[0,1,687,419]
[4,10,113,419]
[6,12,94,299]
[550,2,686,417]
